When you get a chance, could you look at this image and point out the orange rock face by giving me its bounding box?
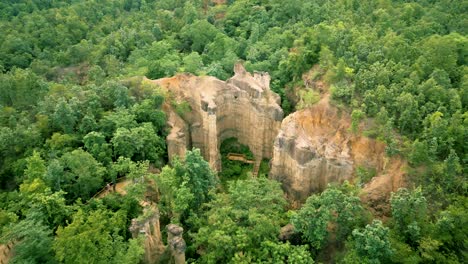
[269,95,406,211]
[150,64,283,172]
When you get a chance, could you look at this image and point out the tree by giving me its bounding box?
[191,178,287,263]
[23,150,46,182]
[97,81,132,110]
[296,89,320,110]
[54,208,143,264]
[319,45,335,70]
[182,52,204,74]
[44,159,64,192]
[205,62,229,80]
[416,34,461,81]
[344,220,393,264]
[83,131,112,165]
[390,188,428,247]
[52,98,77,134]
[233,241,314,263]
[45,132,80,157]
[0,1,465,262]
[396,92,420,135]
[112,127,136,159]
[115,237,145,264]
[59,149,106,201]
[82,94,102,116]
[87,65,106,85]
[354,62,390,95]
[179,20,219,53]
[99,108,137,138]
[175,148,216,210]
[0,34,34,70]
[182,1,199,24]
[432,197,468,261]
[291,186,364,250]
[26,190,71,229]
[0,69,48,110]
[147,53,181,79]
[131,99,167,133]
[111,123,165,163]
[205,34,238,67]
[78,114,98,135]
[350,109,365,134]
[155,148,215,222]
[154,166,194,222]
[2,216,55,264]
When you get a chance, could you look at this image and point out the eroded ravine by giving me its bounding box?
[153,64,405,213]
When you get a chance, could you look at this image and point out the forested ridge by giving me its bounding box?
[0,0,466,263]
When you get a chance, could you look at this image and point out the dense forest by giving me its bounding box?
[0,0,466,263]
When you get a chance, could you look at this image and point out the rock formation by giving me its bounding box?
[0,242,14,264]
[269,95,405,210]
[129,205,188,264]
[150,63,283,173]
[129,204,166,264]
[149,64,405,215]
[166,224,186,264]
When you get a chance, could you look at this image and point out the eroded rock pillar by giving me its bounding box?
[129,204,165,263]
[167,224,186,264]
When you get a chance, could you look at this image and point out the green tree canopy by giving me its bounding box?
[58,149,106,201]
[54,208,143,264]
[191,177,288,263]
[344,220,393,264]
[292,186,365,250]
[155,148,216,222]
[390,188,428,246]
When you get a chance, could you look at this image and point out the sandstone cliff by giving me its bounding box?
[150,63,283,173]
[149,64,405,215]
[269,94,406,211]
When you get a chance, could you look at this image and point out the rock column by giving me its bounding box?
[129,205,165,263]
[167,224,186,264]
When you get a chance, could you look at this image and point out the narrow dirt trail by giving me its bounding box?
[94,179,131,199]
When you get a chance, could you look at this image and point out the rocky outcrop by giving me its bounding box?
[150,64,404,215]
[166,224,186,264]
[129,204,165,264]
[151,63,283,172]
[129,205,188,264]
[269,95,405,209]
[0,242,14,264]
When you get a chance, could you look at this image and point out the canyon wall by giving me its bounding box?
[151,65,404,213]
[151,64,283,172]
[269,95,405,210]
